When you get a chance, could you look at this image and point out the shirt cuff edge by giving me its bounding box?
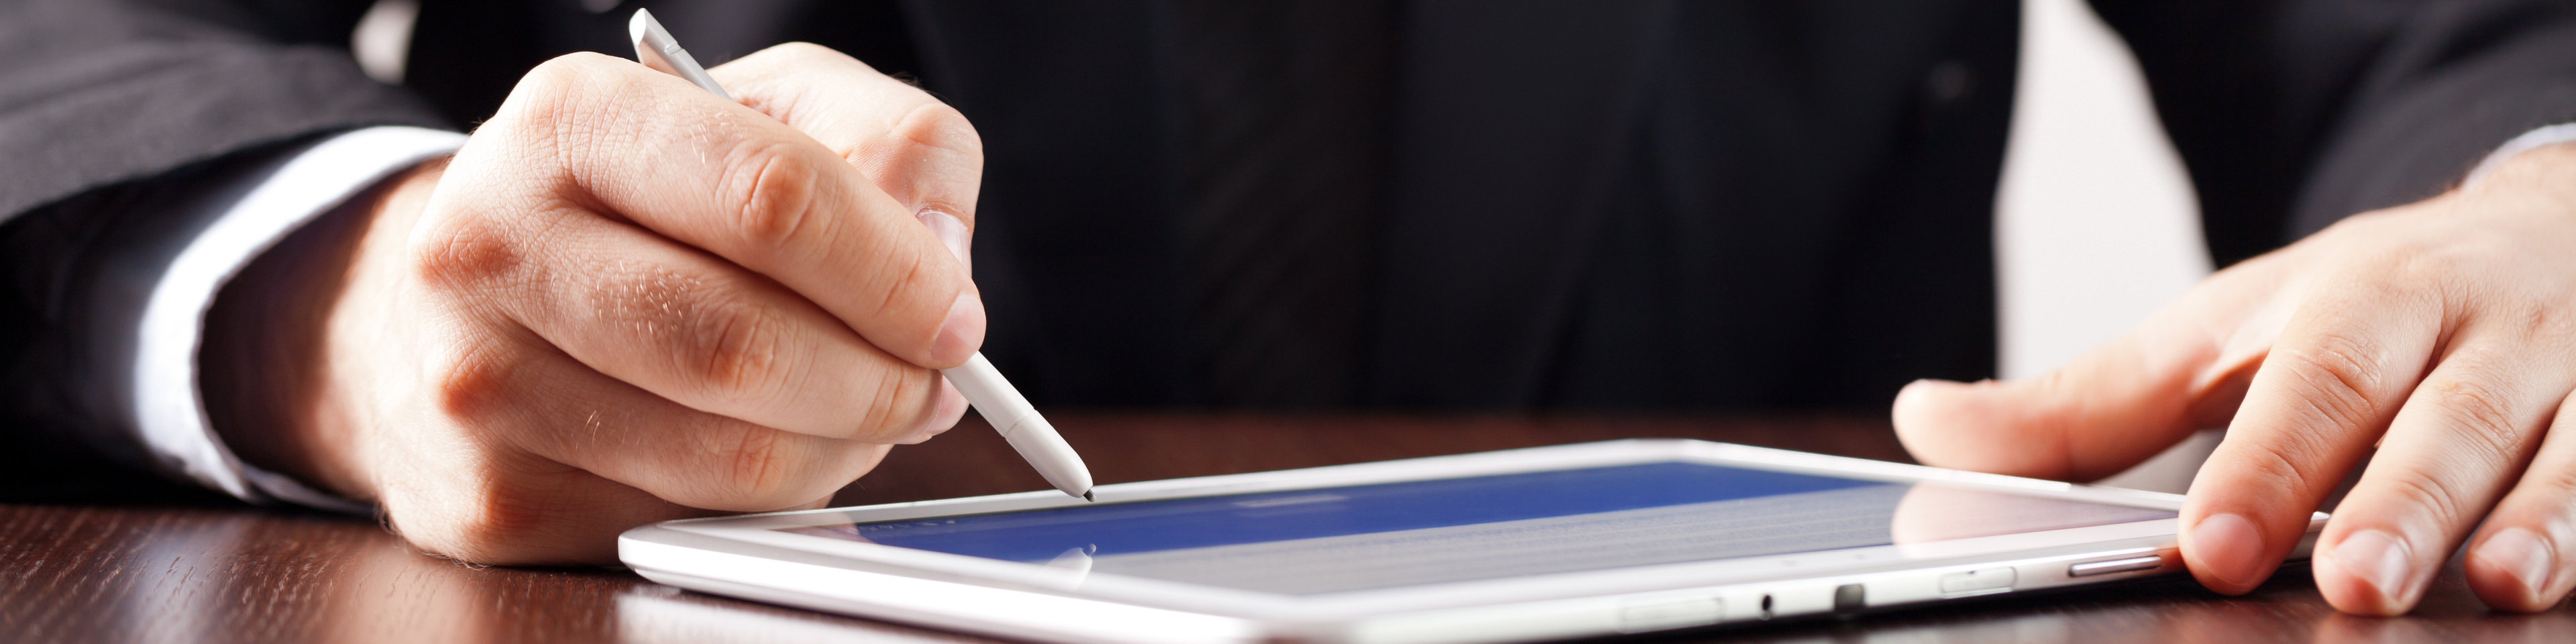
[132,125,465,511]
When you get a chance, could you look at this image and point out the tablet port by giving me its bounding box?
[1833,584,1865,613]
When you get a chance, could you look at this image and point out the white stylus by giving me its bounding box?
[630,9,1095,501]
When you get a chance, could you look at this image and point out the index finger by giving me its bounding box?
[480,52,981,368]
[1892,251,2293,481]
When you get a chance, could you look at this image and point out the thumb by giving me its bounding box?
[1893,260,2290,482]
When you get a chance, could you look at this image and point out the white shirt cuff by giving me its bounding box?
[133,125,465,512]
[2464,123,2576,186]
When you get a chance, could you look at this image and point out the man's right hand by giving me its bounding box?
[205,44,986,564]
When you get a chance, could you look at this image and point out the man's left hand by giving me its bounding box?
[1894,142,2576,614]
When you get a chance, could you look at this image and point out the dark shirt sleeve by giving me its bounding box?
[2092,0,2576,264]
[0,0,448,500]
[1,140,304,502]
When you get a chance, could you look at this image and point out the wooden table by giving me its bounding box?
[4,413,2567,643]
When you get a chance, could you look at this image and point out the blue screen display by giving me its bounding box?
[787,462,2173,594]
[820,463,1881,561]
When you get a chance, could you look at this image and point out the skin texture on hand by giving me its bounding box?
[202,44,984,565]
[1895,142,2576,615]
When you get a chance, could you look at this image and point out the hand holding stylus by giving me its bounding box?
[630,9,1092,500]
[204,22,1007,562]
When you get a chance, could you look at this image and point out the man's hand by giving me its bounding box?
[202,44,983,564]
[1894,143,2576,614]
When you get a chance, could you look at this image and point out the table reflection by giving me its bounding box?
[602,563,2576,644]
[2,505,628,643]
[3,407,2567,644]
[3,502,2563,644]
[616,588,973,644]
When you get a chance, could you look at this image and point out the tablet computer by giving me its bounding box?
[619,439,2324,644]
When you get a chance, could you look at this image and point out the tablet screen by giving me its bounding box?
[784,462,2172,594]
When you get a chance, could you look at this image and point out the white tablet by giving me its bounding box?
[619,439,2323,644]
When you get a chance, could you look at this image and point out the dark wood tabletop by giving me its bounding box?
[5,413,2568,643]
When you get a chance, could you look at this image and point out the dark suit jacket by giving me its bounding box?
[8,0,2576,498]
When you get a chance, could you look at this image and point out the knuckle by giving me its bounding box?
[2506,303,2576,345]
[496,54,639,172]
[516,56,590,101]
[885,103,986,216]
[523,52,621,89]
[2377,472,2473,528]
[847,101,983,220]
[705,427,806,507]
[428,341,519,424]
[867,252,940,323]
[719,140,826,250]
[601,269,798,408]
[380,464,574,564]
[432,491,551,561]
[410,211,524,289]
[2277,332,2394,429]
[692,301,795,406]
[2243,432,2341,498]
[2337,230,2481,300]
[847,366,938,442]
[493,61,576,128]
[2383,244,2465,288]
[498,54,613,131]
[892,102,985,160]
[2424,378,2532,466]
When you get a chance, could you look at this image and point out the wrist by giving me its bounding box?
[201,158,445,501]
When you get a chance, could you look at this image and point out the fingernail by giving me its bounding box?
[2333,529,2415,603]
[2475,527,2554,598]
[2188,513,2267,588]
[931,291,984,366]
[917,209,972,276]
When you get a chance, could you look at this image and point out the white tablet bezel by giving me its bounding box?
[622,439,2324,644]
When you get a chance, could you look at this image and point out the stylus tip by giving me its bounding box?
[1082,490,1095,502]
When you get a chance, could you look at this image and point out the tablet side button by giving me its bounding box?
[2069,555,2163,577]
